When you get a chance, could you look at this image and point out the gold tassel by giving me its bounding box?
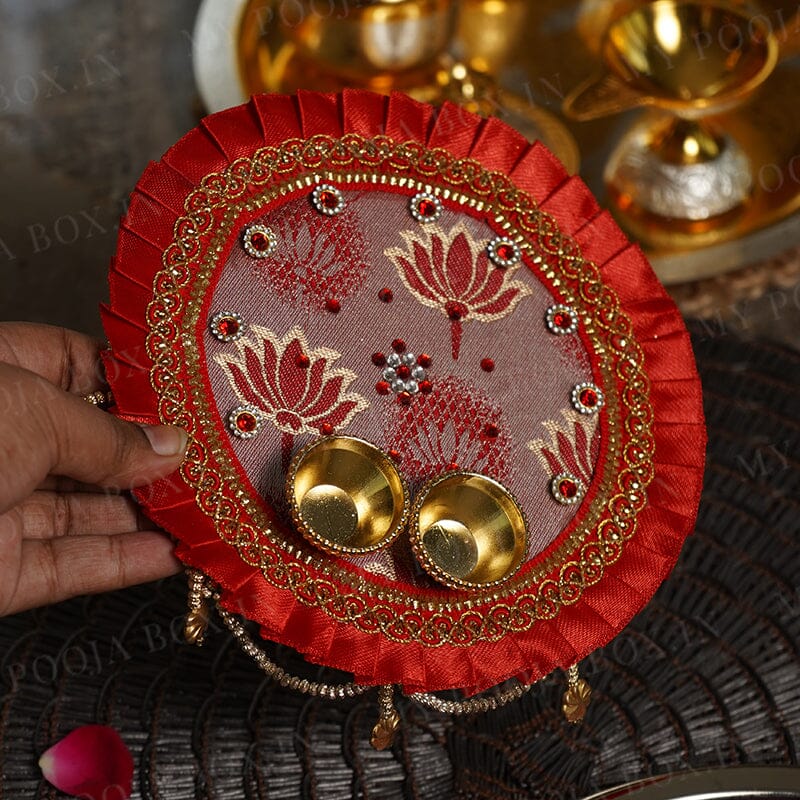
[184,569,210,646]
[562,663,591,723]
[370,685,400,750]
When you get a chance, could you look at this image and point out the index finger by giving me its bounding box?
[0,322,105,394]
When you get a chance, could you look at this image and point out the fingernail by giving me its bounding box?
[141,425,188,457]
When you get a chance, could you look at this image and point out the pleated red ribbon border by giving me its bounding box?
[102,90,706,693]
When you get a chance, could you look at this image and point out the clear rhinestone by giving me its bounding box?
[387,353,401,368]
[406,380,419,394]
[412,366,425,381]
[401,352,416,366]
[391,379,405,393]
[383,368,397,381]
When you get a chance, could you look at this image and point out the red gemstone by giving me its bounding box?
[496,243,516,262]
[235,412,257,433]
[378,288,393,303]
[249,231,271,252]
[446,301,468,321]
[397,391,412,405]
[319,189,340,210]
[417,198,438,218]
[419,380,433,394]
[483,423,499,438]
[372,352,386,366]
[417,353,432,368]
[392,338,406,353]
[320,423,334,436]
[558,478,578,499]
[375,381,391,395]
[579,387,598,407]
[325,298,341,313]
[295,353,310,369]
[446,462,459,471]
[388,449,403,463]
[553,311,571,329]
[217,316,240,337]
[397,365,411,380]
[480,358,495,372]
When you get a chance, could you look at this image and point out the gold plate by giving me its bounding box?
[230,0,800,284]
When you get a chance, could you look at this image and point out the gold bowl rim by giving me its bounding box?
[285,435,410,556]
[409,471,529,591]
[601,0,780,112]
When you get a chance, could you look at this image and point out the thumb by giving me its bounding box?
[0,364,187,511]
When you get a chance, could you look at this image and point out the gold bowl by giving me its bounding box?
[565,0,779,121]
[410,472,527,590]
[281,0,455,82]
[286,436,409,555]
[565,0,780,225]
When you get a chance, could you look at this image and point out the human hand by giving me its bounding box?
[0,322,187,616]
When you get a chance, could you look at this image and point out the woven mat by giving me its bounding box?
[1,327,799,800]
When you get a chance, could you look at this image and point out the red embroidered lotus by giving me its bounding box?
[385,223,531,359]
[527,410,600,486]
[385,376,511,484]
[216,325,368,466]
[250,204,368,313]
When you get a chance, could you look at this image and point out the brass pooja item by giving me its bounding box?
[286,436,410,555]
[565,0,779,227]
[235,0,581,172]
[210,0,800,282]
[410,472,528,590]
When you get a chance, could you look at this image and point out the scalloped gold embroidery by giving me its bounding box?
[144,135,654,647]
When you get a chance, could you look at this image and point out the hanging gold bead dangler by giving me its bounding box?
[184,569,211,646]
[562,663,592,723]
[370,685,400,751]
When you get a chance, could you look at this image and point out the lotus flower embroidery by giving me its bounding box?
[249,203,369,313]
[385,223,532,359]
[527,409,599,486]
[216,325,368,467]
[385,376,511,484]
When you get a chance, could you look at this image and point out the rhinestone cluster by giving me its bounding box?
[228,404,263,439]
[311,183,345,215]
[374,341,432,404]
[551,473,584,505]
[209,310,244,342]
[571,382,604,415]
[545,304,579,335]
[242,223,277,258]
[410,191,442,223]
[487,237,521,269]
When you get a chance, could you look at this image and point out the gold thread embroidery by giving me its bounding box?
[144,135,655,647]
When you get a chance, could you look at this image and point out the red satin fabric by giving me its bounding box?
[103,90,706,693]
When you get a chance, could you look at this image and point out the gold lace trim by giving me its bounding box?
[145,134,655,646]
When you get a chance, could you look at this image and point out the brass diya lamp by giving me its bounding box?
[564,0,779,233]
[237,0,580,172]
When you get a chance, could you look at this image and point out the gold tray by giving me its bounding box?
[197,0,800,285]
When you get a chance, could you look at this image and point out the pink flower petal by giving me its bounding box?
[39,725,134,800]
